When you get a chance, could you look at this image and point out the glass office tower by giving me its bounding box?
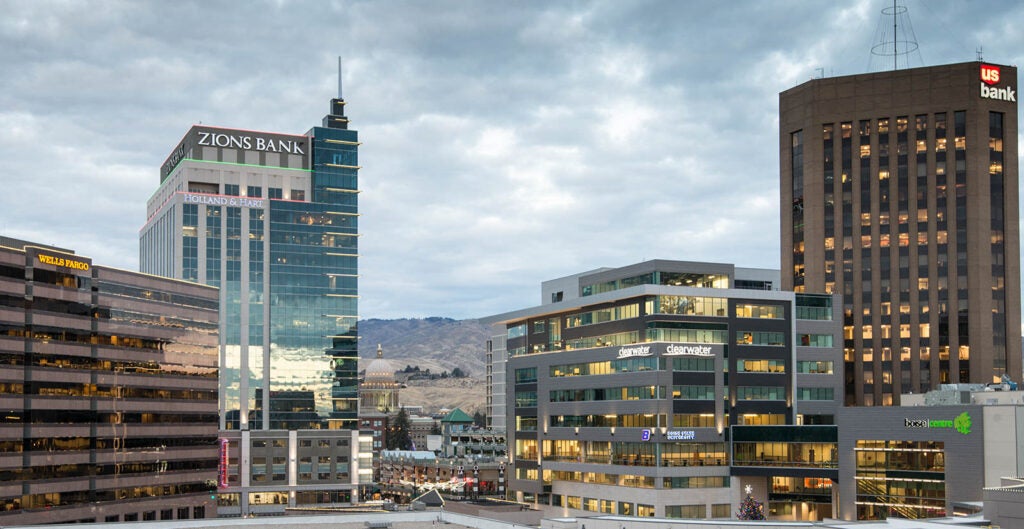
[141,98,360,431]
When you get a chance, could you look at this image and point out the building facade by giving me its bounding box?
[485,334,507,432]
[838,385,1024,520]
[0,239,219,524]
[140,97,362,514]
[780,61,1022,405]
[216,428,367,515]
[141,98,360,430]
[485,260,843,520]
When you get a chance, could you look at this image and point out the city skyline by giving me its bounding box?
[2,0,1023,319]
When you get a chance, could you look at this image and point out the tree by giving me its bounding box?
[430,421,442,435]
[451,367,466,378]
[387,408,413,450]
[736,491,765,520]
[472,411,486,428]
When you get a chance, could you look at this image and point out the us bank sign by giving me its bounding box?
[980,64,1016,103]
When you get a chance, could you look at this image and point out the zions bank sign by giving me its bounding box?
[161,126,309,181]
[980,64,1016,103]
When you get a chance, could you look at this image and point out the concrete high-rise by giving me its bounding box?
[780,61,1021,405]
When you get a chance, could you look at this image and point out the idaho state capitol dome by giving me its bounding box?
[364,344,396,383]
[360,344,401,414]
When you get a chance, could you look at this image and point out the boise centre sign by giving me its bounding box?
[904,411,972,435]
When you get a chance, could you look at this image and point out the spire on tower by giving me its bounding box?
[338,56,343,100]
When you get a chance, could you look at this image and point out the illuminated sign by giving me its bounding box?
[218,438,229,488]
[37,254,90,271]
[161,127,310,181]
[981,64,1001,85]
[617,345,652,359]
[197,131,305,155]
[904,411,972,435]
[980,64,1016,102]
[641,429,651,441]
[666,430,696,441]
[162,143,187,180]
[665,344,714,357]
[182,192,264,209]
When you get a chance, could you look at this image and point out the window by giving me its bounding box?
[799,334,833,347]
[735,303,784,319]
[796,387,835,400]
[515,391,537,407]
[666,504,705,519]
[246,185,262,197]
[736,359,785,373]
[672,385,715,400]
[737,386,785,400]
[565,303,639,328]
[507,324,527,339]
[737,331,785,346]
[650,295,727,316]
[224,184,240,196]
[797,361,834,374]
[268,187,283,199]
[671,357,714,372]
[291,189,305,201]
[515,367,538,383]
[664,476,730,488]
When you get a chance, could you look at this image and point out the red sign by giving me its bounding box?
[981,64,1001,86]
[218,438,229,488]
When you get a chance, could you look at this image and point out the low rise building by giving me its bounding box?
[484,260,843,520]
[216,429,369,515]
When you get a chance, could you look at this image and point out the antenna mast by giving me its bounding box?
[868,0,922,72]
[888,0,897,70]
[342,56,350,99]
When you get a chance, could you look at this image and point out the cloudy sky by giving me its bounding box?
[2,1,1023,320]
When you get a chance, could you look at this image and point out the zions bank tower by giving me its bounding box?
[141,98,360,431]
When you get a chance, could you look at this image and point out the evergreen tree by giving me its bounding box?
[472,411,486,428]
[387,408,413,450]
[736,493,766,520]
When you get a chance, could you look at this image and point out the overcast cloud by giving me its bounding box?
[2,0,1023,319]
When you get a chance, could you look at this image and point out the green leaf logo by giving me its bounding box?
[953,412,972,435]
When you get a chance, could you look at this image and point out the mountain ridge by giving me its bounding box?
[356,317,496,415]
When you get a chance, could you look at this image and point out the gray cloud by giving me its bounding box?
[2,0,1023,319]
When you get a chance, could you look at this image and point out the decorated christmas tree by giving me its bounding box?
[736,486,766,520]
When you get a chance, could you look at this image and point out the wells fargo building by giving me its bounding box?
[780,62,1021,405]
[0,239,219,524]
